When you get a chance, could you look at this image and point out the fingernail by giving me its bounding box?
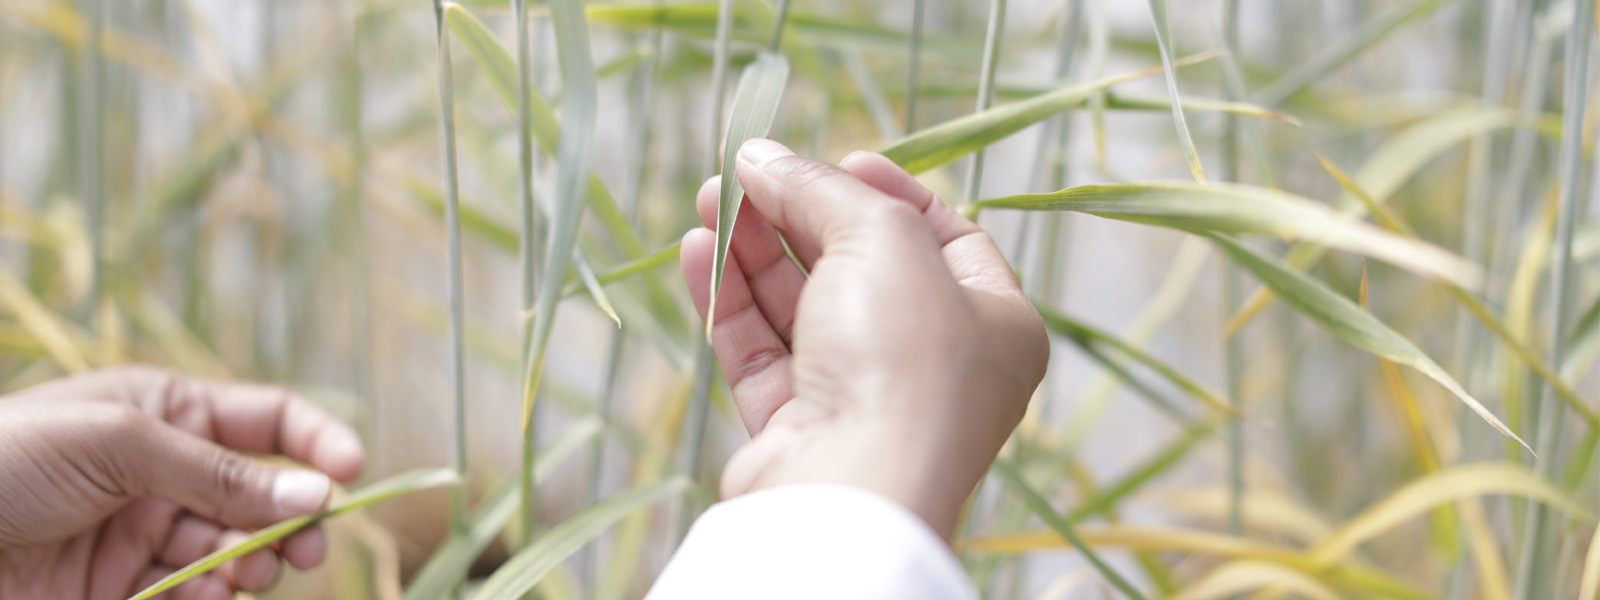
[273,470,330,517]
[737,138,793,167]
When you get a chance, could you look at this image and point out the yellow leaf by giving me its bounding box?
[1170,561,1340,600]
[1308,462,1596,564]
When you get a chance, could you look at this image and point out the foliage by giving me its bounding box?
[0,0,1595,597]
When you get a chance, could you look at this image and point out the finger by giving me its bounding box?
[157,514,223,567]
[280,525,328,570]
[840,151,1022,295]
[682,227,795,434]
[210,530,280,592]
[734,139,937,259]
[116,415,332,529]
[128,566,229,600]
[88,498,184,600]
[166,374,365,483]
[695,176,807,343]
[70,367,363,483]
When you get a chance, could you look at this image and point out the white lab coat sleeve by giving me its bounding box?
[644,484,979,600]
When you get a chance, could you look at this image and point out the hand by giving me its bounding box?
[0,366,365,599]
[680,140,1048,539]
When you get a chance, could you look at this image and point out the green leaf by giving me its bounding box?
[519,0,598,428]
[1039,307,1233,418]
[445,2,688,348]
[1204,233,1528,452]
[978,182,1483,291]
[403,419,602,600]
[879,51,1220,176]
[1256,0,1453,105]
[468,478,690,600]
[1144,0,1205,182]
[707,53,789,340]
[130,468,459,600]
[992,460,1149,600]
[1229,107,1542,331]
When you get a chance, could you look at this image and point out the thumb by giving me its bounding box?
[734,139,934,256]
[122,421,331,528]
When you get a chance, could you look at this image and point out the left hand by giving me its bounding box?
[0,366,365,599]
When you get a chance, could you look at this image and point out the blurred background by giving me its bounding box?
[1,0,1597,597]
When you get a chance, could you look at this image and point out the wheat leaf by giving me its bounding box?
[706,53,789,340]
[467,478,689,600]
[1309,462,1594,564]
[402,419,601,600]
[878,51,1220,175]
[979,182,1483,291]
[1204,233,1526,452]
[129,469,459,600]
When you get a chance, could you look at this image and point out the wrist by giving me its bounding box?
[723,417,981,540]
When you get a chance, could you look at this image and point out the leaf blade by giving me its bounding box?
[707,53,790,339]
[130,468,460,600]
[467,478,690,600]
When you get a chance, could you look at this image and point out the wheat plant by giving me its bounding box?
[0,0,1596,598]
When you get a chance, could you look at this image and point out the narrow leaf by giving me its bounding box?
[992,460,1149,600]
[1040,307,1233,417]
[1204,233,1527,451]
[1309,462,1595,564]
[130,468,459,600]
[403,419,602,600]
[1144,0,1205,182]
[707,53,790,339]
[879,51,1220,175]
[979,182,1483,291]
[520,0,598,430]
[1171,561,1340,600]
[468,478,690,600]
[1581,525,1600,600]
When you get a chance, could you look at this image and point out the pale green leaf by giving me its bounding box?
[130,468,460,600]
[707,53,789,340]
[1144,0,1205,182]
[992,460,1148,600]
[519,0,598,428]
[1205,233,1526,451]
[402,419,602,600]
[878,51,1220,176]
[979,182,1483,291]
[467,478,690,600]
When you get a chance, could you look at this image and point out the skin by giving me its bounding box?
[0,367,365,599]
[682,139,1049,540]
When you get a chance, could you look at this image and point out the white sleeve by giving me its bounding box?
[645,484,979,600]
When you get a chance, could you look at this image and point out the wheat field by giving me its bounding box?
[0,0,1597,598]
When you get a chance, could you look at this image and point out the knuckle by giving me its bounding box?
[729,345,786,382]
[771,155,846,189]
[208,451,257,501]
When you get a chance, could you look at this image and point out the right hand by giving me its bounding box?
[680,139,1049,539]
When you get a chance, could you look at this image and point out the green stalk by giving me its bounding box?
[1513,0,1593,595]
[1219,0,1244,539]
[1453,0,1515,381]
[706,0,735,173]
[1014,0,1081,275]
[904,0,925,134]
[427,0,469,587]
[675,341,716,543]
[511,0,540,569]
[342,0,374,451]
[583,21,662,593]
[768,0,792,50]
[79,0,103,333]
[963,0,1007,206]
